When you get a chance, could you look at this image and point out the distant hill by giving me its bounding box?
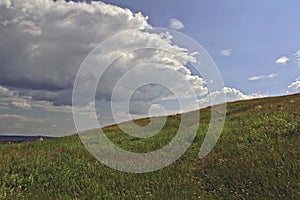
[0,135,57,144]
[0,93,299,199]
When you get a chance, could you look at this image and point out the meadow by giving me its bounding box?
[0,94,299,199]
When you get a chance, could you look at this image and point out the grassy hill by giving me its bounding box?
[0,94,299,199]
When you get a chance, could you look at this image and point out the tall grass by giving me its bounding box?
[0,94,299,199]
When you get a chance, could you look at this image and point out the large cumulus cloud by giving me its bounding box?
[0,0,211,117]
[0,0,150,104]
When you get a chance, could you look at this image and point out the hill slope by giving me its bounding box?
[0,94,299,199]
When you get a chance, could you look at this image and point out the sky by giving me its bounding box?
[0,0,299,136]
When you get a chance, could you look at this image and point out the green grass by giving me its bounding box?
[0,94,299,199]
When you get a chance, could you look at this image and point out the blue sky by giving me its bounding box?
[0,0,299,136]
[99,0,300,95]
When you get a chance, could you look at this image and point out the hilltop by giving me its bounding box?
[0,93,299,199]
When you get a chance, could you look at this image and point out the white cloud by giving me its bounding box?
[69,26,208,123]
[0,84,72,112]
[248,73,278,81]
[0,114,43,122]
[248,76,264,81]
[0,86,72,113]
[11,101,31,109]
[0,0,11,9]
[31,100,72,114]
[287,76,300,94]
[220,49,232,57]
[169,18,185,30]
[268,73,278,78]
[0,114,26,120]
[0,102,8,109]
[0,85,14,96]
[214,87,265,102]
[294,50,300,66]
[0,113,46,134]
[275,56,289,65]
[197,87,266,107]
